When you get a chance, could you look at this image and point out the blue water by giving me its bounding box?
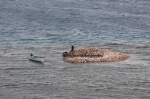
[0,0,150,99]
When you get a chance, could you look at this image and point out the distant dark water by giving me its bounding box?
[0,0,150,99]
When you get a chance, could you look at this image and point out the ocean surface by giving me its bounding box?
[0,0,150,99]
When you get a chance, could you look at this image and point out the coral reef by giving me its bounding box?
[63,48,129,63]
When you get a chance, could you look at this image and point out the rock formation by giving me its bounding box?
[63,47,129,63]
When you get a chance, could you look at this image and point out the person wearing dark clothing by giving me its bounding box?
[71,45,74,52]
[30,53,33,56]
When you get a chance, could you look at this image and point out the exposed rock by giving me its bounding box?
[63,47,129,63]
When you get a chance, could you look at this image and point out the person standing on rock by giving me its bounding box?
[71,45,74,52]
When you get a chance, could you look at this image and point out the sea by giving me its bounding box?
[0,0,150,99]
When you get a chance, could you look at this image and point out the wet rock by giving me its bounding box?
[63,47,129,63]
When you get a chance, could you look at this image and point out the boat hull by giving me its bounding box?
[29,56,45,62]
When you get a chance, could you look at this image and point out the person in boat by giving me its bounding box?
[30,53,33,56]
[71,45,74,52]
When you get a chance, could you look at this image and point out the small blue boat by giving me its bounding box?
[29,55,45,62]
